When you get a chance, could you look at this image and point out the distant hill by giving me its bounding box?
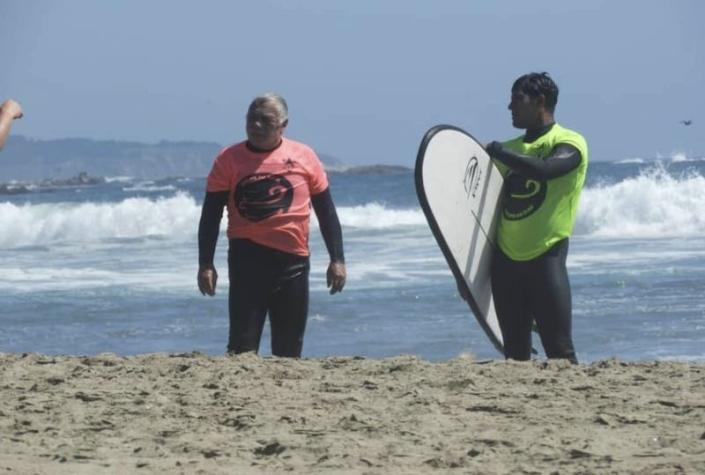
[0,135,346,180]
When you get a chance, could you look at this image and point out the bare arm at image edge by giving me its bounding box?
[0,99,24,150]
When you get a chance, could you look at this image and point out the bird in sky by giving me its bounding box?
[680,120,692,126]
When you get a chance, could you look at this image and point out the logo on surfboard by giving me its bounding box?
[463,156,482,199]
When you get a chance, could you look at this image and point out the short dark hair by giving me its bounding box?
[512,72,559,112]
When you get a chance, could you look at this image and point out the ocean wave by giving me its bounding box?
[336,203,426,228]
[122,184,178,193]
[670,152,689,163]
[0,192,202,248]
[651,152,704,163]
[575,164,705,238]
[4,164,705,247]
[0,194,428,247]
[105,176,134,183]
[614,158,645,164]
[611,153,704,165]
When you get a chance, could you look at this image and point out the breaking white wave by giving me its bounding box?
[575,165,705,238]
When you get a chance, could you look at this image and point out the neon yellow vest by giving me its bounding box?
[494,123,588,261]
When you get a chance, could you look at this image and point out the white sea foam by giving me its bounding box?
[652,151,703,163]
[670,152,690,163]
[334,168,705,239]
[122,184,178,192]
[0,192,203,248]
[0,196,430,248]
[575,165,705,238]
[104,176,134,183]
[0,265,200,292]
[615,158,645,164]
[336,203,426,228]
[4,165,705,248]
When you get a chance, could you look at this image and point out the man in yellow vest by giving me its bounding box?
[485,72,588,363]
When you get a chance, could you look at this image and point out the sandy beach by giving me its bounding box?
[1,352,704,474]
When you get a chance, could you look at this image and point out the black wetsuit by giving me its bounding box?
[227,238,311,356]
[198,186,344,357]
[488,124,581,363]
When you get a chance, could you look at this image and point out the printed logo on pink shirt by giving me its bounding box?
[234,173,294,222]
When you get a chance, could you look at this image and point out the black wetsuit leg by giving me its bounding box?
[227,239,310,357]
[269,259,310,357]
[491,239,577,363]
[227,240,269,354]
[491,248,533,360]
[528,239,577,363]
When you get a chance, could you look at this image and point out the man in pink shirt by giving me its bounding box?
[197,93,346,357]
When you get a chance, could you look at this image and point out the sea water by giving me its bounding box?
[1,158,704,362]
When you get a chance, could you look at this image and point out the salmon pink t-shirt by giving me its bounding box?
[206,138,329,256]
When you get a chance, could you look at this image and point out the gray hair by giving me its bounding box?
[248,92,288,125]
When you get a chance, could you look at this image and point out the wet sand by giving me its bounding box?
[1,352,704,474]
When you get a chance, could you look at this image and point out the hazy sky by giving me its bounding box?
[1,0,703,165]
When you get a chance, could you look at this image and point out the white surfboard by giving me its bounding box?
[415,125,505,353]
